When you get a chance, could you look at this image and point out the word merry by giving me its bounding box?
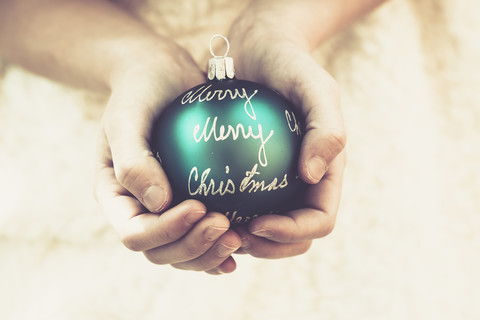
[193,116,273,167]
[181,84,258,120]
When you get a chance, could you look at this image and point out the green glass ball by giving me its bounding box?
[150,79,303,224]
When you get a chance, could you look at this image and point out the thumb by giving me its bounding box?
[241,48,346,185]
[102,88,172,213]
[294,66,346,184]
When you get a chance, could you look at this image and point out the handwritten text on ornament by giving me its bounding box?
[181,84,258,120]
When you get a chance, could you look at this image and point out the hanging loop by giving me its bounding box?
[209,34,230,58]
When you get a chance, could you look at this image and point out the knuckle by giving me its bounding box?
[324,128,347,152]
[322,219,336,237]
[249,241,313,259]
[317,70,340,96]
[171,261,209,272]
[297,241,313,256]
[251,250,274,259]
[325,75,340,95]
[283,233,300,244]
[178,199,207,214]
[143,251,167,265]
[246,245,276,259]
[314,218,336,238]
[155,228,178,244]
[115,158,143,189]
[120,233,145,252]
[189,260,212,272]
[183,243,206,259]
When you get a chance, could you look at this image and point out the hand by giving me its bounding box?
[228,5,347,258]
[94,39,242,274]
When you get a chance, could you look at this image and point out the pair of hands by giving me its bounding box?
[94,15,346,275]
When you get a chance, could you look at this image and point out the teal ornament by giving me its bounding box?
[150,35,304,224]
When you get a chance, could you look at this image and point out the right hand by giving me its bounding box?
[226,2,347,260]
[94,38,242,274]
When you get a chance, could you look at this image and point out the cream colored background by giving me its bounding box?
[1,0,479,319]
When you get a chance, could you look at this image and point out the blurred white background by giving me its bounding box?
[1,0,479,319]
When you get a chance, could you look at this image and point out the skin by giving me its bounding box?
[0,0,387,274]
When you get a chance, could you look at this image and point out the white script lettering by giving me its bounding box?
[188,166,235,196]
[193,117,274,167]
[285,109,301,136]
[188,164,289,197]
[181,85,258,120]
[239,163,289,193]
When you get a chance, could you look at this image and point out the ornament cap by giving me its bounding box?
[208,34,235,81]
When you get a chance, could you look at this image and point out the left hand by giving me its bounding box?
[95,39,242,274]
[227,6,347,259]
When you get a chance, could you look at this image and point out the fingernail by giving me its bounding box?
[216,244,238,257]
[142,185,167,212]
[185,210,206,225]
[251,229,273,239]
[204,226,228,241]
[306,156,327,183]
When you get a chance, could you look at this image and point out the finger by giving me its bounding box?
[143,212,232,265]
[94,139,207,251]
[247,150,346,243]
[293,66,346,184]
[234,226,312,259]
[205,256,238,275]
[120,200,207,252]
[96,168,207,251]
[172,230,241,272]
[102,90,173,213]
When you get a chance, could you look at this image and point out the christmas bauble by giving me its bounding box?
[150,35,304,224]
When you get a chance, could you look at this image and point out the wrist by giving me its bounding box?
[229,0,386,52]
[228,2,313,52]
